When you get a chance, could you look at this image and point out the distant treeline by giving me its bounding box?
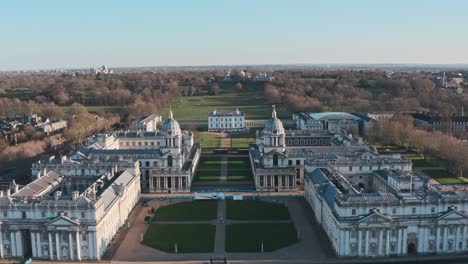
[0,70,466,120]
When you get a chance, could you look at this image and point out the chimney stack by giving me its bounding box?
[71,191,79,200]
[54,191,62,200]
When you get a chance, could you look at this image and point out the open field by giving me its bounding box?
[143,224,215,253]
[160,83,290,120]
[409,156,437,167]
[197,157,222,170]
[422,169,467,185]
[227,200,290,220]
[154,201,218,221]
[194,132,221,150]
[225,223,298,252]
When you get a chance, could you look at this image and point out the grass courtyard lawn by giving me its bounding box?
[227,200,290,220]
[196,169,221,181]
[231,138,255,149]
[160,83,290,120]
[421,169,465,185]
[409,156,437,167]
[227,156,250,168]
[227,169,253,181]
[143,224,215,253]
[197,157,222,170]
[225,223,298,252]
[155,200,217,221]
[436,178,465,184]
[422,169,455,178]
[195,132,220,150]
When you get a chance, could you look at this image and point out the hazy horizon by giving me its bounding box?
[2,0,468,71]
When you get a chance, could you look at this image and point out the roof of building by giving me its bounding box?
[12,171,62,198]
[209,109,244,117]
[308,112,361,121]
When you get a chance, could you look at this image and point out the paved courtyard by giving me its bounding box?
[112,197,332,262]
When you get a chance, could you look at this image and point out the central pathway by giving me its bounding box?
[219,157,228,181]
[214,199,227,254]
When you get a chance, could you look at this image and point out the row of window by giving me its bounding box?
[258,175,294,187]
[121,141,160,147]
[210,117,243,122]
[351,206,452,216]
[209,123,243,128]
[4,211,86,219]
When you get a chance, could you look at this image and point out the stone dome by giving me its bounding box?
[161,108,181,136]
[264,105,284,134]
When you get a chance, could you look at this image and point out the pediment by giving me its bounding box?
[438,210,467,220]
[45,215,79,226]
[264,149,287,157]
[358,212,393,223]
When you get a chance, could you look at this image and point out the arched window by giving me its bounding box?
[167,156,173,167]
[273,154,279,166]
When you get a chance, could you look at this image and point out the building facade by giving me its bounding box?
[0,162,140,260]
[208,109,245,132]
[131,114,162,132]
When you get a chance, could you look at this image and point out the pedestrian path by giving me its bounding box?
[219,156,228,181]
[214,199,227,254]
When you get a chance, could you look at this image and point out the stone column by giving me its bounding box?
[386,228,390,255]
[15,231,22,257]
[436,226,441,253]
[48,232,53,259]
[357,229,362,256]
[402,228,408,254]
[378,229,383,256]
[0,228,3,258]
[149,177,153,192]
[69,232,74,259]
[397,229,402,255]
[76,231,81,260]
[345,230,350,256]
[31,232,37,257]
[10,232,16,257]
[36,231,41,258]
[88,232,93,259]
[55,232,60,260]
[443,226,448,251]
[364,229,369,255]
[455,225,460,252]
[462,226,467,250]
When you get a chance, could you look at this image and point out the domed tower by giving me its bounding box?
[161,107,182,154]
[261,105,286,153]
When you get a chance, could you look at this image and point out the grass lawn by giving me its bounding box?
[227,200,290,220]
[422,169,455,178]
[195,132,221,150]
[160,83,290,120]
[155,200,218,221]
[436,178,465,184]
[197,157,222,170]
[196,170,221,181]
[227,157,250,167]
[231,138,255,148]
[225,223,298,252]
[143,224,215,253]
[409,156,436,167]
[227,169,253,181]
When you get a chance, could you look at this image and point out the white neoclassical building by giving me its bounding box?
[62,109,200,193]
[0,161,140,260]
[305,165,468,257]
[208,108,245,132]
[249,106,409,192]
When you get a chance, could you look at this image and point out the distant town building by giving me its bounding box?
[208,109,245,132]
[90,65,113,75]
[412,112,468,139]
[131,114,162,132]
[37,120,68,135]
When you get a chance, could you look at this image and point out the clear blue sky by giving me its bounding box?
[1,0,467,70]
